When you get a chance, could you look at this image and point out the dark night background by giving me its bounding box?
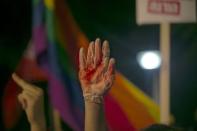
[0,0,197,130]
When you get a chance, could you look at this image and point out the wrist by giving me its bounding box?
[84,94,104,104]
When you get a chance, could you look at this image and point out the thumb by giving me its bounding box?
[18,93,27,110]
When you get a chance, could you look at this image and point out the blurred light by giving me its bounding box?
[137,51,161,70]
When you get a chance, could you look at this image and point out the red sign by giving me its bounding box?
[148,0,180,16]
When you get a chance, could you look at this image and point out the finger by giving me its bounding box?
[18,93,27,109]
[102,41,110,71]
[101,72,115,95]
[104,59,115,91]
[25,90,38,98]
[22,91,36,104]
[94,38,101,66]
[106,58,115,76]
[12,73,39,94]
[102,40,110,59]
[86,41,94,66]
[79,47,86,70]
[104,75,115,91]
[19,91,37,110]
[103,57,109,73]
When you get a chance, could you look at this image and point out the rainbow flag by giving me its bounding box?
[3,0,159,130]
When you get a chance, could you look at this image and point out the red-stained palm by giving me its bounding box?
[79,38,115,97]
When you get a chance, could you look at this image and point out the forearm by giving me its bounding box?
[85,101,107,131]
[30,118,46,131]
[79,39,115,131]
[31,124,46,131]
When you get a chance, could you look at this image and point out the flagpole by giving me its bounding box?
[160,22,170,124]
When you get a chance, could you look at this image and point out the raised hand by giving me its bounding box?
[12,73,46,131]
[79,38,115,103]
